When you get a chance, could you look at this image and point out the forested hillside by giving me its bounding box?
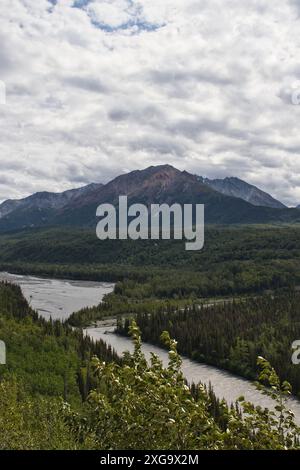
[117,290,300,398]
[1,225,300,303]
[0,282,118,449]
[0,282,118,400]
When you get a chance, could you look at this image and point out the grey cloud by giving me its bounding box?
[278,84,299,105]
[290,0,300,13]
[0,175,12,185]
[108,109,131,121]
[64,76,108,94]
[61,160,121,186]
[1,0,300,206]
[129,135,185,157]
[167,117,249,142]
[0,35,17,76]
[108,103,165,124]
[148,69,234,87]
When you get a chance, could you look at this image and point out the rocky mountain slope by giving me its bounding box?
[197,176,286,209]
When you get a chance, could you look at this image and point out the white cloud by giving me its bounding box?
[0,0,300,205]
[86,1,132,28]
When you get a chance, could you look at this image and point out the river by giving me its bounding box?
[2,271,300,424]
[0,272,114,320]
[86,325,300,424]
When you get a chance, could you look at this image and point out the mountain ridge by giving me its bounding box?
[0,165,299,231]
[0,183,102,220]
[197,175,286,209]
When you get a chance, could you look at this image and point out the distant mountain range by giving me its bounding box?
[0,165,299,231]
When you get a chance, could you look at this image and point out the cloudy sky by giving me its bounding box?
[1,0,300,205]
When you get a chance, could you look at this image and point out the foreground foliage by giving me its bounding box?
[67,323,300,450]
[0,378,79,450]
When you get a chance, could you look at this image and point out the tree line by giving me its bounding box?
[117,289,300,398]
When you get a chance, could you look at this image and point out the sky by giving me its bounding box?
[1,0,300,206]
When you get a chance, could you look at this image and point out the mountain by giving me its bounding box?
[197,176,286,209]
[0,183,102,219]
[0,165,299,232]
[52,165,300,226]
[0,183,102,229]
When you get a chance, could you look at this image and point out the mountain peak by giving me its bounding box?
[140,164,180,177]
[146,164,176,171]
